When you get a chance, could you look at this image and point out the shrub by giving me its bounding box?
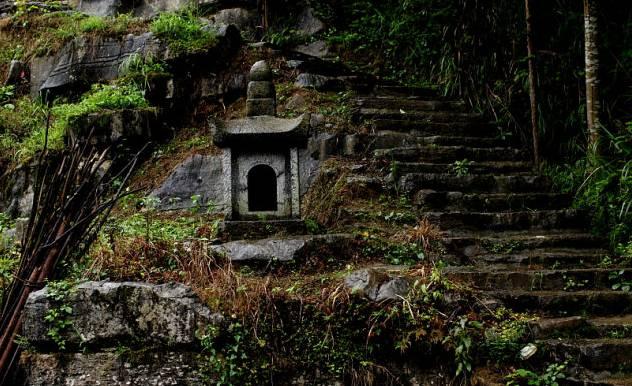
[150,10,217,54]
[79,16,108,33]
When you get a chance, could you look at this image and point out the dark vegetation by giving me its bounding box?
[311,0,632,250]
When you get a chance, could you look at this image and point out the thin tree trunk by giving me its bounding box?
[584,0,601,152]
[525,0,540,167]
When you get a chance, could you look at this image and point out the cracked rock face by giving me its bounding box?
[22,281,222,350]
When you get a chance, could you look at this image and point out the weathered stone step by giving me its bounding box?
[355,97,466,112]
[356,108,485,123]
[392,161,533,175]
[442,231,605,257]
[399,173,553,194]
[425,209,585,232]
[373,84,440,98]
[415,191,571,212]
[371,119,498,137]
[485,290,632,316]
[345,133,510,155]
[375,145,527,163]
[469,248,608,268]
[531,315,632,339]
[578,374,632,386]
[541,338,632,371]
[448,267,631,291]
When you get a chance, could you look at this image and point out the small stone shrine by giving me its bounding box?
[213,60,310,220]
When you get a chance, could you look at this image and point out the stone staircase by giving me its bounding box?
[347,85,632,384]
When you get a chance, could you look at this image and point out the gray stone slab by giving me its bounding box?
[210,234,352,262]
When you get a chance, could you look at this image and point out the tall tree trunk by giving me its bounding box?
[584,0,601,152]
[525,0,540,167]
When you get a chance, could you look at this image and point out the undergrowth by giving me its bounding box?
[544,122,632,254]
[0,83,150,162]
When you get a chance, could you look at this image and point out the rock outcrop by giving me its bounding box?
[19,282,221,386]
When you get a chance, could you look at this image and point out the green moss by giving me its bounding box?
[150,10,217,54]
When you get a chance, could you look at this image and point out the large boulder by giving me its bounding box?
[22,281,222,349]
[151,153,228,212]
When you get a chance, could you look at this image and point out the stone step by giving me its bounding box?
[345,133,510,155]
[392,161,533,175]
[468,248,608,268]
[576,374,632,386]
[219,219,306,241]
[399,173,553,194]
[531,315,632,339]
[372,84,440,98]
[485,290,632,316]
[425,209,585,232]
[442,231,606,257]
[447,267,631,291]
[375,145,527,163]
[540,338,632,372]
[371,119,498,137]
[354,97,466,112]
[356,108,485,123]
[415,191,572,212]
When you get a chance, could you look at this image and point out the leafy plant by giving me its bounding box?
[506,362,567,386]
[609,269,632,292]
[44,280,77,350]
[452,159,472,177]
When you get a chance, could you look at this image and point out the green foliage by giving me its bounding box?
[264,28,309,48]
[544,122,632,248]
[506,362,567,386]
[443,315,482,379]
[304,218,322,234]
[0,96,48,161]
[324,0,453,86]
[44,280,77,350]
[0,85,15,107]
[79,16,108,33]
[118,53,170,90]
[483,309,532,363]
[609,269,632,292]
[150,10,217,54]
[198,321,267,386]
[482,240,525,254]
[14,83,148,161]
[452,159,472,177]
[362,235,425,265]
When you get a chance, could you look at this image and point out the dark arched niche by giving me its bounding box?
[247,164,278,211]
